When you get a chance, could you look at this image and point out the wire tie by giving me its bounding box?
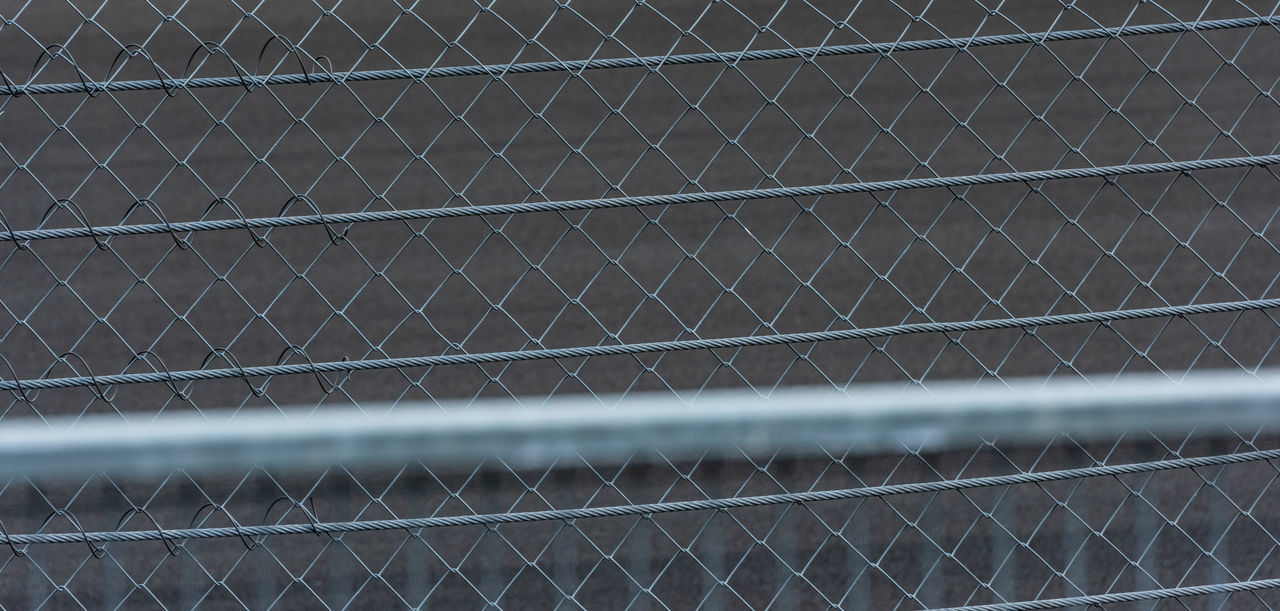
[0,354,36,410]
[280,194,347,244]
[0,208,24,250]
[43,510,105,558]
[204,197,267,246]
[40,199,109,250]
[274,345,339,394]
[108,45,176,96]
[0,66,19,96]
[184,42,254,92]
[123,198,189,249]
[190,503,256,550]
[0,517,25,557]
[257,35,312,85]
[52,351,113,403]
[33,45,97,96]
[115,507,178,555]
[126,351,189,401]
[201,348,265,397]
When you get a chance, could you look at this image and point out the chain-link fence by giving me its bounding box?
[2,0,1280,608]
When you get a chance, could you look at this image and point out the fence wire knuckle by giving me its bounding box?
[0,2,1279,608]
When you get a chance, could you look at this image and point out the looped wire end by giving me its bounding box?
[309,54,337,85]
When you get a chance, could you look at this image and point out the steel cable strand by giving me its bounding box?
[3,154,1278,244]
[2,447,1278,545]
[1,298,1278,391]
[1,16,1276,96]
[937,578,1280,610]
[1,298,1278,393]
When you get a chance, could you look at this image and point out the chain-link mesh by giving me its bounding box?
[2,0,1280,608]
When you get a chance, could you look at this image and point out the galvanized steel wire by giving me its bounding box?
[3,297,1278,393]
[5,444,1279,546]
[942,578,1280,610]
[4,154,1278,244]
[1,16,1275,97]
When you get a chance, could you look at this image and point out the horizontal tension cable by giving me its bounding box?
[4,154,1278,244]
[0,16,1275,96]
[2,297,1277,393]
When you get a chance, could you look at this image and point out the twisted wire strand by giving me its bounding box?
[4,154,1278,243]
[0,16,1275,96]
[941,578,1280,610]
[3,446,1277,545]
[2,297,1277,392]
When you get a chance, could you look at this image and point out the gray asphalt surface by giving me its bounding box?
[1,0,1280,608]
